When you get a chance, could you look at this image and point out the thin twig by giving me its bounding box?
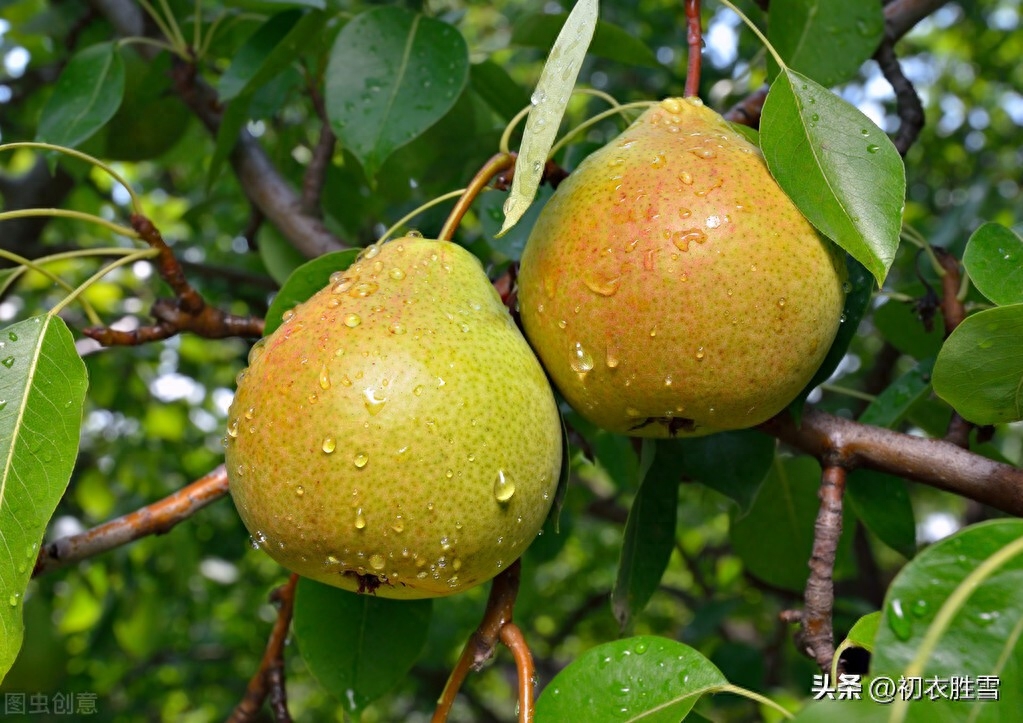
[438,153,516,241]
[684,0,703,98]
[83,214,265,345]
[789,465,847,671]
[33,466,230,576]
[433,560,531,723]
[229,574,299,723]
[873,35,925,156]
[499,623,536,723]
[301,118,336,217]
[933,247,973,448]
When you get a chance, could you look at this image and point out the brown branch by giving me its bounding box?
[933,247,974,447]
[723,87,768,128]
[92,0,345,258]
[438,152,517,241]
[684,0,703,98]
[787,465,847,671]
[33,465,230,577]
[873,36,925,156]
[229,574,299,723]
[499,623,536,723]
[758,408,1023,517]
[83,213,265,345]
[301,118,336,217]
[433,560,534,723]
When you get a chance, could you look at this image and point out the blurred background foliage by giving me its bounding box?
[1,0,1021,720]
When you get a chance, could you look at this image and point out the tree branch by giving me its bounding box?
[787,465,847,671]
[433,560,535,723]
[82,214,265,345]
[33,465,230,576]
[759,408,1023,517]
[229,574,298,723]
[91,0,345,258]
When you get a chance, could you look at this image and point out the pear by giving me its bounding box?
[225,237,562,598]
[517,97,846,437]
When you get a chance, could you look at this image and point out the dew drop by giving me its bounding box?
[353,452,369,468]
[227,419,239,438]
[705,215,722,229]
[672,229,707,252]
[9,593,20,607]
[344,314,362,328]
[678,171,694,185]
[605,342,620,369]
[281,309,296,323]
[7,332,17,342]
[557,319,567,330]
[493,469,516,503]
[295,485,305,497]
[322,436,336,454]
[867,144,880,154]
[350,282,378,298]
[354,509,367,529]
[777,297,786,308]
[583,274,622,297]
[319,365,331,390]
[389,323,406,335]
[678,207,691,219]
[650,153,666,168]
[569,342,594,373]
[911,599,929,618]
[369,554,385,570]
[363,388,387,415]
[887,598,912,641]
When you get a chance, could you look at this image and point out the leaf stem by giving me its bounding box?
[0,249,101,325]
[819,383,877,403]
[0,142,143,213]
[49,249,159,319]
[0,208,139,239]
[713,683,795,719]
[374,189,466,245]
[115,36,180,57]
[439,153,516,241]
[547,101,654,160]
[715,0,787,71]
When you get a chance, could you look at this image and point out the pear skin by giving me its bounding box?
[518,97,846,437]
[226,237,562,598]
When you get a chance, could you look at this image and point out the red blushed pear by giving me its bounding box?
[225,237,562,598]
[518,97,847,437]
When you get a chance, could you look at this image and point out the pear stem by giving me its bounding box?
[438,152,517,242]
[432,560,533,723]
[684,0,703,98]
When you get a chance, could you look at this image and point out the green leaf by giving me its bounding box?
[859,358,934,429]
[843,611,881,653]
[790,255,873,417]
[325,7,469,179]
[1,316,89,679]
[932,304,1023,424]
[963,223,1023,306]
[219,10,323,102]
[767,0,885,87]
[680,429,776,514]
[535,636,727,723]
[257,226,315,287]
[731,456,854,592]
[873,298,944,360]
[470,60,531,123]
[872,520,1023,721]
[846,470,916,559]
[761,70,905,286]
[36,42,125,148]
[611,440,686,629]
[512,15,660,68]
[500,0,598,235]
[292,578,432,713]
[265,250,360,335]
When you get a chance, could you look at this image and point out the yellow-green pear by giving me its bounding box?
[518,97,846,437]
[226,237,562,598]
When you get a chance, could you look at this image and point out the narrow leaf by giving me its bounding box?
[36,42,125,148]
[680,429,775,513]
[790,255,873,418]
[512,14,660,68]
[611,440,685,629]
[499,0,598,235]
[535,636,727,723]
[761,70,905,286]
[858,358,934,429]
[265,250,360,335]
[767,0,885,87]
[325,7,469,179]
[932,304,1023,424]
[1,316,89,679]
[844,611,881,653]
[218,10,304,102]
[846,470,916,559]
[292,578,432,712]
[963,223,1023,306]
